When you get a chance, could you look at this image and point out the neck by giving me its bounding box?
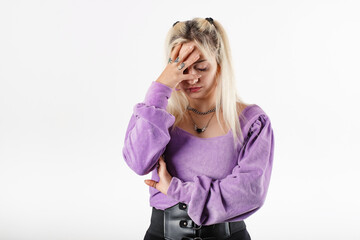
[187,99,217,113]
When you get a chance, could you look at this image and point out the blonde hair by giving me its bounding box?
[164,17,248,149]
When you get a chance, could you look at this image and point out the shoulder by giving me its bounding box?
[237,102,271,132]
[236,102,267,119]
[236,102,248,116]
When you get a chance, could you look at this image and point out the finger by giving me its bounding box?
[144,179,156,188]
[177,45,195,64]
[174,83,182,91]
[183,52,201,68]
[174,82,181,91]
[179,73,202,82]
[170,44,182,62]
[148,180,157,189]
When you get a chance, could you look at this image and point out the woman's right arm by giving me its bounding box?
[123,43,202,175]
[122,81,175,176]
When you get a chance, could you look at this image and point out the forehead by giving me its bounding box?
[182,41,197,49]
[180,41,216,63]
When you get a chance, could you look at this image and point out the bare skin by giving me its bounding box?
[144,155,172,195]
[145,43,203,195]
[144,103,248,194]
[144,42,249,194]
[178,102,249,138]
[155,42,203,89]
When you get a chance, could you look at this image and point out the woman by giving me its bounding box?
[123,17,275,240]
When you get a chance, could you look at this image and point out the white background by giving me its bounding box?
[1,0,359,239]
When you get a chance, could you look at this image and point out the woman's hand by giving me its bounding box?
[156,43,202,89]
[144,155,173,195]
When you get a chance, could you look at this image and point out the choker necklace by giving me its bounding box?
[186,105,217,133]
[187,104,216,115]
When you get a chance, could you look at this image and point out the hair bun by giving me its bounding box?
[172,21,180,27]
[205,17,214,25]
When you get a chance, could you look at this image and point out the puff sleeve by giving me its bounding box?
[166,113,275,226]
[122,81,175,176]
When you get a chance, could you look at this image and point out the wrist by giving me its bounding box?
[155,80,175,89]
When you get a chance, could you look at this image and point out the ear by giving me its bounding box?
[215,64,221,84]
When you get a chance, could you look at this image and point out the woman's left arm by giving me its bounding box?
[166,114,275,226]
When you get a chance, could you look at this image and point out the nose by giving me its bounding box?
[188,79,198,85]
[187,67,199,85]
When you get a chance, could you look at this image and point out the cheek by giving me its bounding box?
[202,70,217,82]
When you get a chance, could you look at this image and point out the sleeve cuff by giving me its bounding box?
[144,81,173,109]
[166,176,194,204]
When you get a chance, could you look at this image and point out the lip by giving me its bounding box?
[188,87,202,92]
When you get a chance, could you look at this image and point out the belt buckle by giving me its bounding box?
[192,223,203,240]
[193,222,202,230]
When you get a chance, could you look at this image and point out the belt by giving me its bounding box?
[148,202,247,240]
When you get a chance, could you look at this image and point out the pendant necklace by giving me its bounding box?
[186,104,216,133]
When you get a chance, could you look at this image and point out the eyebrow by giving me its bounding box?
[194,59,207,64]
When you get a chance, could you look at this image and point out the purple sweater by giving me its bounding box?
[122,81,275,226]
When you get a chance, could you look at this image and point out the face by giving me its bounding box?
[177,41,219,101]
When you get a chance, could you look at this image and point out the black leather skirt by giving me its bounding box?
[144,203,251,240]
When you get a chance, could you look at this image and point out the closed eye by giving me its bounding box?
[197,68,207,71]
